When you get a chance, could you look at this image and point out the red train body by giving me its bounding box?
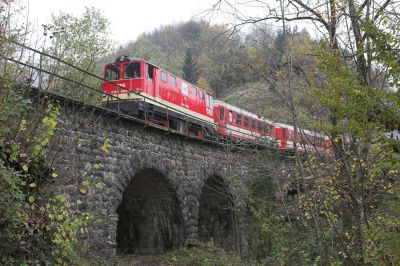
[102,56,214,136]
[213,100,276,143]
[102,56,333,155]
[274,123,333,155]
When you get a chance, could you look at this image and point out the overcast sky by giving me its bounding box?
[24,0,230,45]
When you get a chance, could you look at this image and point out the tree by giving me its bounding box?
[42,7,113,103]
[210,0,400,264]
[182,48,199,83]
[197,76,212,93]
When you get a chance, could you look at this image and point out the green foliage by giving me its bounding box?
[120,36,184,76]
[0,158,26,264]
[32,103,60,159]
[182,48,199,84]
[43,7,114,104]
[0,76,96,264]
[365,186,400,265]
[46,195,95,265]
[166,241,242,266]
[113,20,245,96]
[0,84,35,140]
[100,138,111,153]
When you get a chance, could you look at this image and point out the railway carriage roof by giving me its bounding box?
[213,100,275,124]
[274,123,327,138]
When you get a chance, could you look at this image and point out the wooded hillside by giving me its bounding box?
[1,1,399,265]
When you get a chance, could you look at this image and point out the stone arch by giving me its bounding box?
[198,175,238,249]
[116,168,184,254]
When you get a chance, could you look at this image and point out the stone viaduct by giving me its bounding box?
[43,95,281,257]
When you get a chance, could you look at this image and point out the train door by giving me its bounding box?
[217,106,226,135]
[206,94,213,116]
[275,127,288,149]
[145,63,156,97]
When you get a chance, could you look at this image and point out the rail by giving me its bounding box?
[2,40,287,153]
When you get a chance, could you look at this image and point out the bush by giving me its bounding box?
[166,240,242,266]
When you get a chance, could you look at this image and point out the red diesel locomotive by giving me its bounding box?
[102,56,333,155]
[102,56,214,137]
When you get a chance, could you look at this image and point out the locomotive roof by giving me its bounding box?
[111,56,159,68]
[110,56,216,96]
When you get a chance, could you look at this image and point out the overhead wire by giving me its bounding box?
[4,41,291,152]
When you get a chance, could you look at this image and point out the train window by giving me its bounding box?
[264,123,269,134]
[271,126,275,136]
[124,63,140,79]
[161,71,167,82]
[220,107,225,120]
[170,76,177,86]
[192,86,197,97]
[236,113,242,126]
[146,64,154,79]
[251,118,256,129]
[228,111,233,122]
[200,90,205,99]
[182,82,189,95]
[106,64,120,80]
[244,116,249,128]
[282,129,287,138]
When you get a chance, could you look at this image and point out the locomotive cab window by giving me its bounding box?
[146,64,154,79]
[105,64,120,80]
[161,71,167,82]
[220,107,225,120]
[124,63,141,79]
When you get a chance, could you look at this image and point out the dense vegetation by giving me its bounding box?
[1,0,399,265]
[0,2,105,265]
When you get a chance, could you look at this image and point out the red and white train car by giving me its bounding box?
[101,56,334,155]
[102,56,214,135]
[275,123,333,155]
[213,100,277,144]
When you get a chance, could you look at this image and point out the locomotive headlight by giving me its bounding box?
[134,88,141,94]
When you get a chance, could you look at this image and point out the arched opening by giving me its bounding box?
[116,169,184,254]
[198,175,237,249]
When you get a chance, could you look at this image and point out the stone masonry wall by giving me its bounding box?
[42,99,277,257]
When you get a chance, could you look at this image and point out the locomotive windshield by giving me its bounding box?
[105,64,120,80]
[124,63,141,79]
